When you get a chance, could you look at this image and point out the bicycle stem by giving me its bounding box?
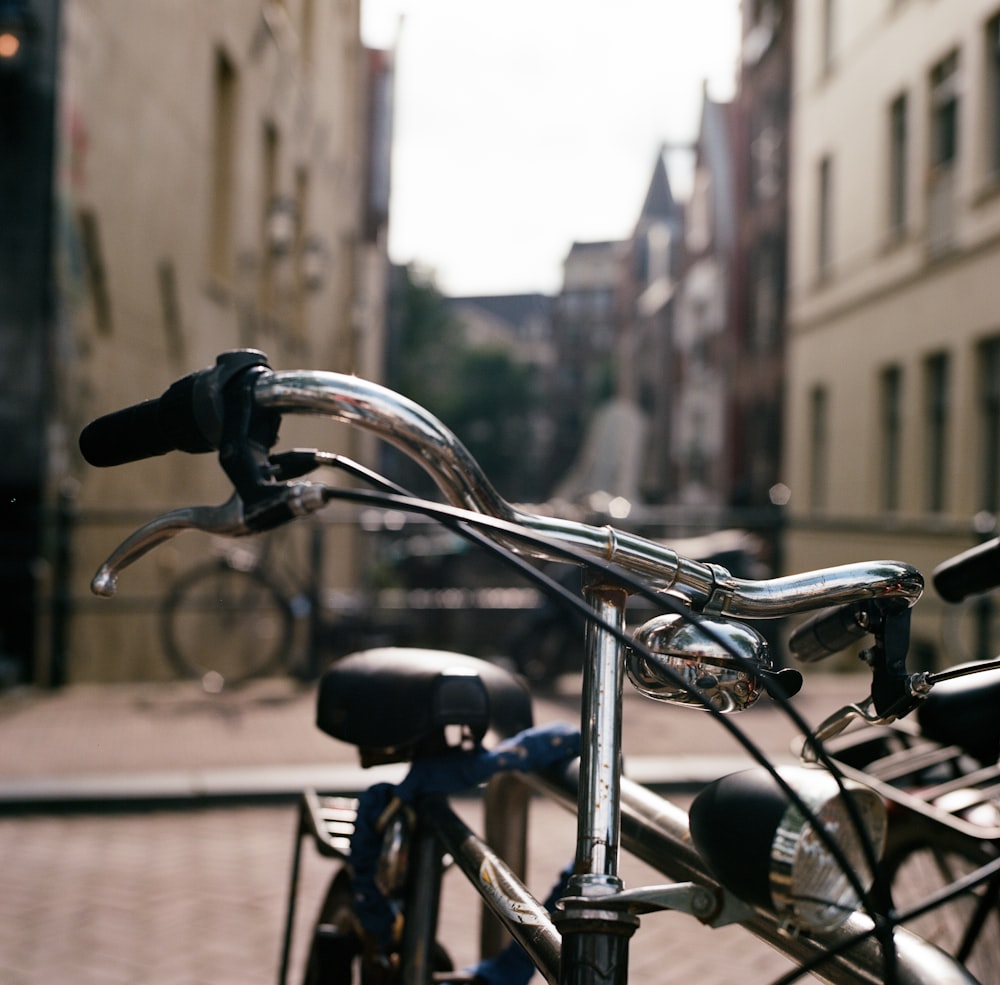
[575,578,629,892]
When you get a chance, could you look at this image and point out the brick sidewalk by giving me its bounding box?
[0,670,871,984]
[0,671,870,809]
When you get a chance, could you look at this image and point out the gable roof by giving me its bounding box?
[640,151,678,220]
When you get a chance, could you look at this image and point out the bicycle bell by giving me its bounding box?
[626,610,798,712]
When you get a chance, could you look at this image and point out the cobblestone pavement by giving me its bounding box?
[0,800,809,985]
[0,672,869,984]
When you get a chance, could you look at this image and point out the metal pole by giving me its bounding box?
[556,574,637,985]
[572,575,628,888]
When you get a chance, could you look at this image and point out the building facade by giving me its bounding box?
[784,0,1000,663]
[615,152,684,504]
[731,0,793,520]
[672,91,739,518]
[17,0,390,683]
[550,240,624,487]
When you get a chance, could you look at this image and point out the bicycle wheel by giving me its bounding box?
[302,868,453,985]
[161,559,294,690]
[883,823,1000,983]
[302,868,360,985]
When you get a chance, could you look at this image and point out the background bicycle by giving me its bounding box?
[160,521,399,692]
[160,513,535,692]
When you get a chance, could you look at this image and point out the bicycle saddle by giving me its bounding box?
[917,663,1000,766]
[316,647,533,765]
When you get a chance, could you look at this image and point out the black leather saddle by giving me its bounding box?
[918,662,1000,766]
[316,648,533,765]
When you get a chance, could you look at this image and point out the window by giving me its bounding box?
[809,385,829,511]
[209,50,238,283]
[979,338,1000,513]
[928,52,960,254]
[78,210,112,334]
[821,0,836,74]
[817,155,833,279]
[300,0,316,68]
[751,101,783,203]
[292,167,310,345]
[751,242,782,353]
[888,93,908,238]
[924,353,949,513]
[686,167,712,253]
[260,122,280,318]
[157,259,184,361]
[688,411,708,487]
[880,366,903,512]
[987,14,1000,176]
[930,52,960,170]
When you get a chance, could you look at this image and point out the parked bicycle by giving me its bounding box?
[81,349,997,985]
[788,537,1000,984]
[160,522,399,692]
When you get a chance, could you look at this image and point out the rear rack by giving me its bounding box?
[278,790,359,985]
[826,724,1000,841]
[297,789,358,859]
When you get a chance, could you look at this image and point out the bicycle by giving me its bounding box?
[789,537,1000,983]
[80,349,995,984]
[160,521,401,692]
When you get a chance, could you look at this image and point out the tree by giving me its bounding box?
[385,265,543,501]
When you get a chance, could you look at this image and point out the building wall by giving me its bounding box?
[731,0,792,516]
[551,240,623,484]
[48,0,388,682]
[614,153,683,504]
[672,96,738,518]
[785,0,1000,664]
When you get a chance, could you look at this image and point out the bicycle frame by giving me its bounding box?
[276,587,978,985]
[398,598,975,985]
[249,369,964,982]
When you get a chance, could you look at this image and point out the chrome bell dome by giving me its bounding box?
[626,612,777,712]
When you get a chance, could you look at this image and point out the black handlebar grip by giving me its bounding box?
[788,601,871,663]
[80,350,272,467]
[79,370,217,467]
[933,537,1000,603]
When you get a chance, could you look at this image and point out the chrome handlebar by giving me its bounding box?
[252,370,924,617]
[88,366,924,620]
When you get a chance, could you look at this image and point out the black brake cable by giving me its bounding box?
[302,455,1000,982]
[303,462,889,932]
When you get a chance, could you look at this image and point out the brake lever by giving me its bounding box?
[799,678,931,763]
[804,697,887,752]
[90,482,330,597]
[91,493,250,597]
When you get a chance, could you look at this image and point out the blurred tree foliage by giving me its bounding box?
[386,264,543,501]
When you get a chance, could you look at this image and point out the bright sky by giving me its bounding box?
[361,1,742,297]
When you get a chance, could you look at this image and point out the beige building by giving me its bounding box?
[784,0,1000,664]
[45,1,391,682]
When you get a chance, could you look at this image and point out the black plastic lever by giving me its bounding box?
[79,350,271,467]
[788,599,874,664]
[933,536,1000,603]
